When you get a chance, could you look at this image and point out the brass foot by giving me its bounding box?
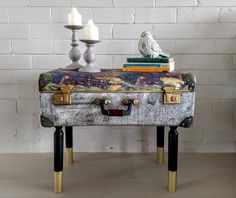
[66,148,73,164]
[156,147,164,165]
[54,171,63,193]
[168,171,177,193]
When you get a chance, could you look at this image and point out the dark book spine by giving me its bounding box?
[127,58,173,63]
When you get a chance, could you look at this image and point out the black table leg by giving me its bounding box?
[54,126,64,193]
[65,126,73,164]
[168,126,178,192]
[156,126,165,165]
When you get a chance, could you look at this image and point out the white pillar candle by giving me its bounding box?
[67,13,72,25]
[67,7,82,26]
[83,19,99,40]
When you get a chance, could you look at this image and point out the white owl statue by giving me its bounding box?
[138,31,169,58]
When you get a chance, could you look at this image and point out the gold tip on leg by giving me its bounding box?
[156,147,164,165]
[54,171,63,193]
[66,148,73,164]
[168,171,177,193]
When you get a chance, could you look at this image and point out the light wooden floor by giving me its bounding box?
[0,153,235,198]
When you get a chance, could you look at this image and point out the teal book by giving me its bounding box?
[127,57,174,63]
[123,63,163,67]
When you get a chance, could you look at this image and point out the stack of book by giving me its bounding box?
[122,57,175,72]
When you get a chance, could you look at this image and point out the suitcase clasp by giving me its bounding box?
[53,85,73,105]
[163,86,181,104]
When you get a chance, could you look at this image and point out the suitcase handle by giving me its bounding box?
[94,99,139,117]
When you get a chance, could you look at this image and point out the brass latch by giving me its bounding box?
[53,85,73,105]
[163,86,181,104]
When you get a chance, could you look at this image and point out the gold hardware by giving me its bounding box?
[104,99,111,105]
[163,87,181,104]
[53,85,73,105]
[123,99,139,105]
[66,148,73,164]
[133,99,139,105]
[157,147,164,165]
[54,171,63,193]
[168,171,177,192]
[94,99,111,105]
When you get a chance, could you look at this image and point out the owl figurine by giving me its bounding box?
[138,31,169,58]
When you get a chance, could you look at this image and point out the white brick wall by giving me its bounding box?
[0,0,235,153]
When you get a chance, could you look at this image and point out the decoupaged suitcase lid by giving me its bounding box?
[38,69,196,93]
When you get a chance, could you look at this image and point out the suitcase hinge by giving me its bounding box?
[53,85,73,105]
[163,86,181,104]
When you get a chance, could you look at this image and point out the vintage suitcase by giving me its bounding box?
[38,69,196,193]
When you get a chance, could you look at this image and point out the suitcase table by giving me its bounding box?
[38,69,196,193]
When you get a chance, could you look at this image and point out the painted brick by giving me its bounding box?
[0,8,9,23]
[113,55,129,69]
[195,99,213,113]
[156,0,196,6]
[97,24,113,39]
[0,71,13,84]
[73,127,96,141]
[30,0,70,6]
[16,128,40,141]
[0,40,11,54]
[10,8,50,23]
[215,39,236,54]
[198,0,236,6]
[114,0,155,7]
[17,99,40,114]
[72,0,113,7]
[178,142,236,153]
[12,70,45,85]
[94,8,134,24]
[0,0,27,7]
[213,100,236,114]
[31,24,69,39]
[178,127,204,142]
[53,40,72,54]
[177,8,219,23]
[113,24,153,39]
[0,85,35,99]
[0,128,16,143]
[205,127,236,142]
[174,55,233,70]
[194,114,233,128]
[0,55,31,70]
[97,40,133,55]
[31,55,70,70]
[154,24,236,39]
[194,70,236,85]
[175,40,215,54]
[196,85,235,99]
[16,115,39,128]
[154,24,196,39]
[220,8,236,22]
[233,56,236,70]
[196,24,236,39]
[38,127,53,141]
[96,55,113,69]
[51,8,93,24]
[0,115,17,129]
[133,40,174,55]
[0,100,17,114]
[0,25,29,39]
[12,39,52,54]
[135,8,176,23]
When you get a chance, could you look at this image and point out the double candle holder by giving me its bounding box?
[64,25,101,73]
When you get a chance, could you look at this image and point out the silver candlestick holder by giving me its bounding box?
[79,40,101,73]
[64,25,84,70]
